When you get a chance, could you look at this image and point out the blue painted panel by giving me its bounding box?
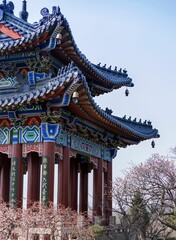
[12,129,18,144]
[71,135,102,159]
[21,126,41,143]
[41,123,60,142]
[55,132,68,146]
[28,71,48,85]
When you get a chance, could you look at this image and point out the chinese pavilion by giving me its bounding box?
[0,0,159,223]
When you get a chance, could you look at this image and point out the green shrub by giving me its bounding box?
[91,224,105,238]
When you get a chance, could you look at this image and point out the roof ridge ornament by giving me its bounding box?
[40,7,49,17]
[0,0,14,16]
[40,6,60,18]
[19,0,28,22]
[0,1,14,20]
[52,6,60,15]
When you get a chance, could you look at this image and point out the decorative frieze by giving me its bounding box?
[0,128,10,144]
[0,144,12,157]
[41,123,60,142]
[55,132,70,146]
[0,124,115,161]
[18,104,43,112]
[71,135,102,159]
[0,50,36,62]
[71,135,114,161]
[0,76,19,88]
[22,143,43,157]
[20,126,41,143]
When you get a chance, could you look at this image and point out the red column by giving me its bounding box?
[70,157,78,211]
[0,154,10,203]
[93,158,103,217]
[62,146,71,208]
[103,161,112,223]
[79,162,88,213]
[27,152,41,208]
[41,142,55,205]
[10,143,23,208]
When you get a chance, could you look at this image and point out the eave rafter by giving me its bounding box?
[66,77,159,145]
[53,17,134,96]
[0,24,22,39]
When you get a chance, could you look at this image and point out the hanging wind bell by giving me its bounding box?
[151,140,155,148]
[125,88,129,96]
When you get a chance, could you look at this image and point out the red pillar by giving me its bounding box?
[10,143,23,208]
[93,158,103,217]
[41,142,55,205]
[0,154,10,203]
[70,157,78,211]
[27,152,41,208]
[79,162,88,213]
[62,146,71,208]
[103,161,112,223]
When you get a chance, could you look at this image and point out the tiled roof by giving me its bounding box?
[0,62,159,142]
[0,64,82,109]
[0,14,62,49]
[0,5,133,96]
[56,16,133,95]
[69,72,159,142]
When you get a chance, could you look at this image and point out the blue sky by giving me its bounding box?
[12,0,176,177]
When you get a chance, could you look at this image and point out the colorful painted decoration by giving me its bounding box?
[0,77,18,88]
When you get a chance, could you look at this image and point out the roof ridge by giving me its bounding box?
[4,11,35,32]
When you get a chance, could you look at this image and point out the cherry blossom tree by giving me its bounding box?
[0,202,95,239]
[112,154,176,239]
[0,202,22,239]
